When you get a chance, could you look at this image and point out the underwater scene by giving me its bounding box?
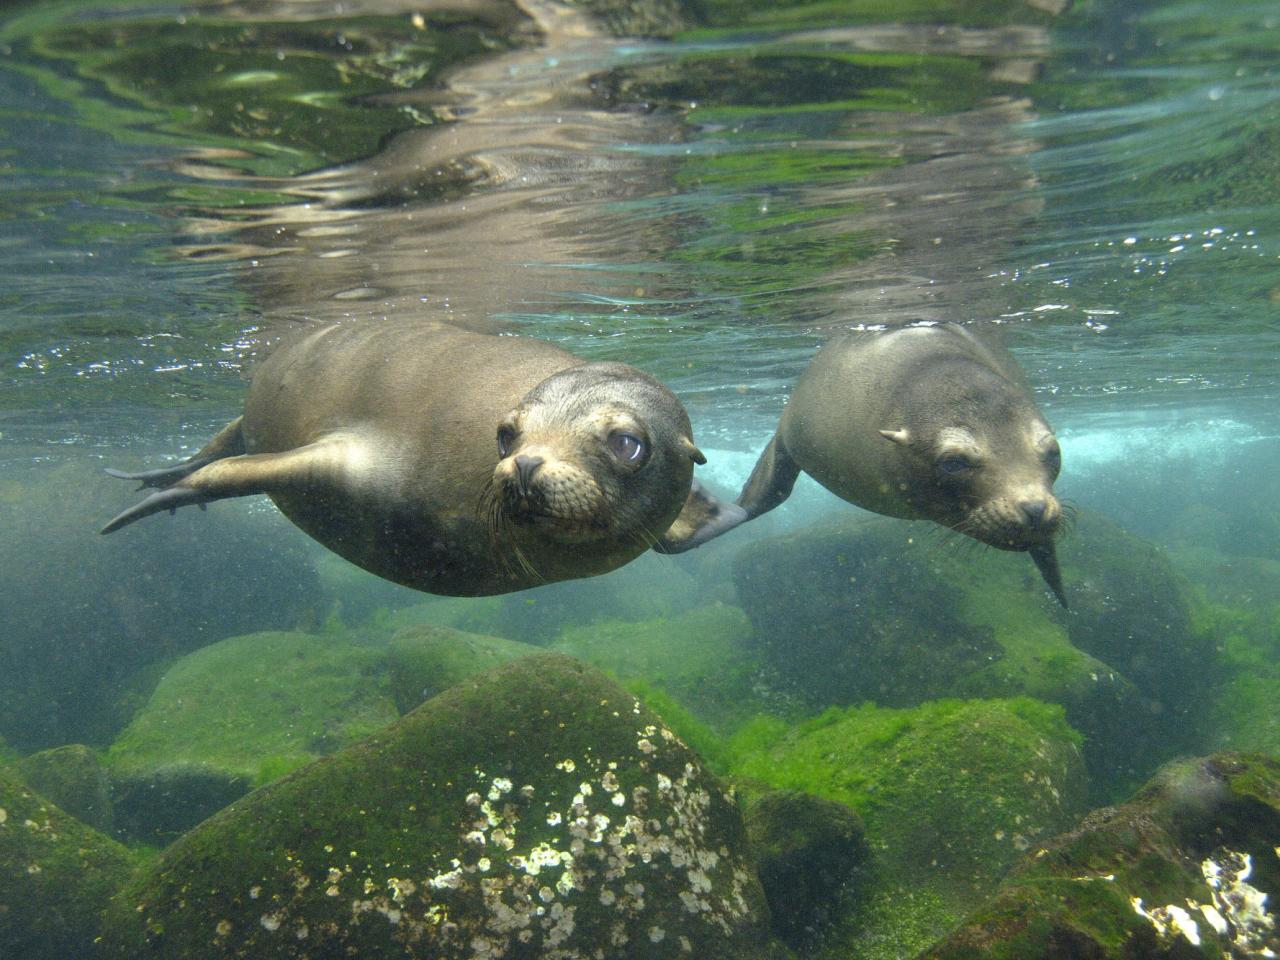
[2,0,1279,956]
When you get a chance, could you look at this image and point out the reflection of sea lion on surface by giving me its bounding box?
[101,320,735,596]
[670,323,1068,606]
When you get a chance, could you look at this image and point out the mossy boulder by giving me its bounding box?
[731,698,1087,900]
[730,515,1157,791]
[550,604,771,733]
[105,630,398,844]
[1056,511,1214,731]
[100,654,777,959]
[1194,594,1280,758]
[388,624,539,714]
[0,766,137,960]
[0,455,323,752]
[922,753,1280,959]
[742,788,870,948]
[13,744,114,834]
[731,518,1004,708]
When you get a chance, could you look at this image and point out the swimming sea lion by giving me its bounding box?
[671,323,1068,606]
[101,320,731,596]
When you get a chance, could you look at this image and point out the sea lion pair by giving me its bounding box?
[104,320,1064,604]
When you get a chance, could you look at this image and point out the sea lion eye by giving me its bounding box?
[937,455,973,476]
[1043,444,1062,476]
[608,432,647,465]
[497,426,516,459]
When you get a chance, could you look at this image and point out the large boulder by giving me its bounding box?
[731,698,1087,899]
[1057,511,1214,727]
[100,654,777,959]
[0,766,136,960]
[0,455,323,751]
[922,753,1280,959]
[730,513,1199,794]
[105,630,398,844]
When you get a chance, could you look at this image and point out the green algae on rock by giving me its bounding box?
[388,623,540,714]
[921,753,1280,959]
[14,743,114,835]
[550,605,769,734]
[0,766,137,960]
[730,514,1199,796]
[730,698,1087,899]
[105,630,398,843]
[100,654,776,959]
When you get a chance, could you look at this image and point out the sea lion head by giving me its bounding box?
[483,361,704,560]
[881,365,1064,554]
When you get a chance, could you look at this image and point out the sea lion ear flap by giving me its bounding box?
[679,436,707,465]
[879,428,911,446]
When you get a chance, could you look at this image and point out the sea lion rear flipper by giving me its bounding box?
[652,479,749,554]
[736,433,801,520]
[101,437,350,535]
[1030,541,1068,609]
[102,417,247,490]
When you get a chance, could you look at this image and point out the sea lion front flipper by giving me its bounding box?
[652,479,749,554]
[736,433,801,520]
[1029,541,1068,609]
[101,436,353,535]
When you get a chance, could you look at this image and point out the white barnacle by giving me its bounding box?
[636,739,656,754]
[0,808,7,824]
[260,913,283,932]
[547,811,563,827]
[556,759,577,773]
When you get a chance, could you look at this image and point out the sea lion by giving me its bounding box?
[669,322,1068,606]
[101,320,734,596]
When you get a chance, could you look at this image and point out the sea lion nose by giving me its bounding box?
[514,455,543,497]
[1019,498,1049,528]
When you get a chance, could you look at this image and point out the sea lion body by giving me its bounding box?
[734,323,1067,604]
[103,320,723,596]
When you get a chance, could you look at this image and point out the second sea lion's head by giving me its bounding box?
[880,361,1067,603]
[483,361,705,563]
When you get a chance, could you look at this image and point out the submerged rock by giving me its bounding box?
[105,630,398,844]
[1057,511,1214,727]
[732,698,1088,899]
[0,766,136,960]
[13,744,114,834]
[922,753,1280,959]
[742,788,870,949]
[730,514,1198,794]
[388,623,539,715]
[549,605,770,733]
[0,456,323,752]
[101,654,776,959]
